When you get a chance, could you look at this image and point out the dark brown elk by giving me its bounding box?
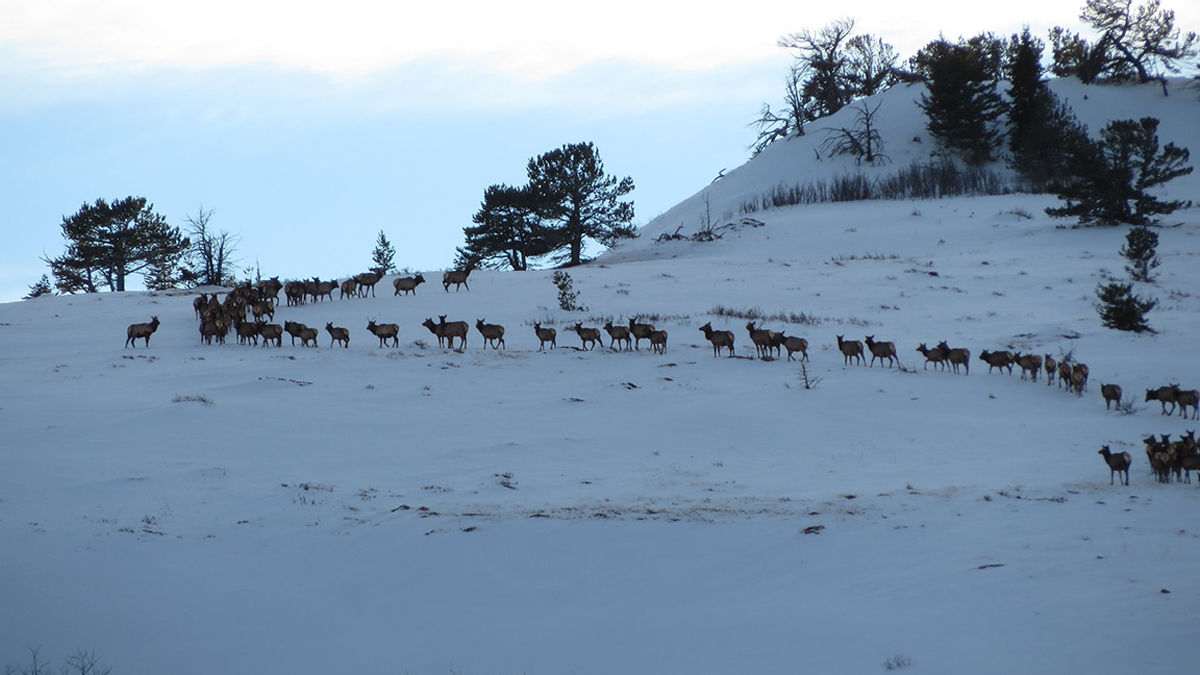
[393,274,426,296]
[312,279,337,302]
[1070,363,1089,395]
[125,317,160,348]
[1145,385,1177,415]
[936,341,969,375]
[979,350,1015,375]
[257,277,282,305]
[836,335,864,366]
[284,320,310,347]
[193,294,207,320]
[572,323,602,351]
[533,323,557,351]
[629,318,655,351]
[603,321,632,351]
[251,301,275,322]
[746,322,775,358]
[1098,445,1131,486]
[1043,354,1057,387]
[864,335,898,368]
[475,320,506,349]
[438,316,470,350]
[916,343,947,371]
[1100,383,1123,410]
[1058,360,1072,388]
[367,320,400,348]
[234,317,259,346]
[284,281,306,307]
[325,322,350,348]
[421,318,447,348]
[443,268,472,292]
[698,322,735,357]
[339,278,358,300]
[355,271,383,298]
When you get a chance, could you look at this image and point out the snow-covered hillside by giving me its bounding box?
[2,80,1199,675]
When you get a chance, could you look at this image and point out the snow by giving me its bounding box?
[2,79,1199,674]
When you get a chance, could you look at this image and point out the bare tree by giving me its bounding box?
[819,101,889,164]
[1059,0,1200,88]
[749,65,809,156]
[185,206,241,287]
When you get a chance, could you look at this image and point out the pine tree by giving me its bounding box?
[1095,281,1157,332]
[913,38,1008,165]
[23,274,53,299]
[1047,117,1192,226]
[1121,225,1162,281]
[43,197,190,293]
[526,142,636,266]
[457,185,552,271]
[370,230,396,276]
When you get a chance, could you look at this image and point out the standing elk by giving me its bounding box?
[698,322,735,357]
[649,330,669,354]
[836,335,864,366]
[125,316,160,348]
[355,271,383,298]
[916,343,947,371]
[339,278,359,299]
[979,350,1014,375]
[780,335,809,362]
[1145,385,1177,415]
[937,341,969,375]
[367,320,400,348]
[603,321,632,351]
[1171,386,1199,420]
[257,322,283,348]
[1100,383,1123,410]
[629,318,655,351]
[1098,446,1132,486]
[746,322,775,358]
[533,323,557,351]
[476,320,506,349]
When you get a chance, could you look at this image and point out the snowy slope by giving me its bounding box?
[2,80,1199,675]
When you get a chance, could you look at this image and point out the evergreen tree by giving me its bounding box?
[370,230,396,276]
[23,275,53,299]
[1095,281,1157,332]
[913,37,1007,165]
[1047,117,1192,226]
[457,185,552,271]
[1121,225,1162,281]
[43,197,189,293]
[526,142,636,266]
[1006,28,1088,189]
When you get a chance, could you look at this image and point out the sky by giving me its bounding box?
[0,0,1127,302]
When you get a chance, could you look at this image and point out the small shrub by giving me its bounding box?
[552,271,588,312]
[172,394,214,406]
[882,653,912,671]
[1121,225,1162,282]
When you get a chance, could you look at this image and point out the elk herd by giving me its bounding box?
[124,268,1196,488]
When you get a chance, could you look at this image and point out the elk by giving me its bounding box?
[234,317,259,346]
[284,320,310,347]
[780,335,809,362]
[603,321,632,351]
[1171,386,1199,420]
[979,350,1015,375]
[1014,353,1042,381]
[257,277,283,304]
[1145,385,1177,415]
[1058,361,1073,389]
[354,271,383,298]
[747,322,776,358]
[836,335,864,366]
[339,278,359,299]
[251,301,275,322]
[257,322,283,348]
[572,323,602,351]
[1098,446,1132,486]
[367,320,400,348]
[533,323,557,351]
[437,315,470,350]
[443,268,472,292]
[698,322,735,357]
[1070,363,1089,395]
[649,330,669,354]
[475,320,506,349]
[421,318,447,348]
[1100,383,1122,410]
[325,322,350,348]
[284,281,306,307]
[864,335,898,368]
[312,279,337,302]
[393,274,426,296]
[125,316,160,348]
[1044,354,1057,387]
[916,343,947,371]
[936,341,969,375]
[193,294,208,320]
[629,318,655,351]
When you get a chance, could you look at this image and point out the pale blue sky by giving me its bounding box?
[0,1,1108,301]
